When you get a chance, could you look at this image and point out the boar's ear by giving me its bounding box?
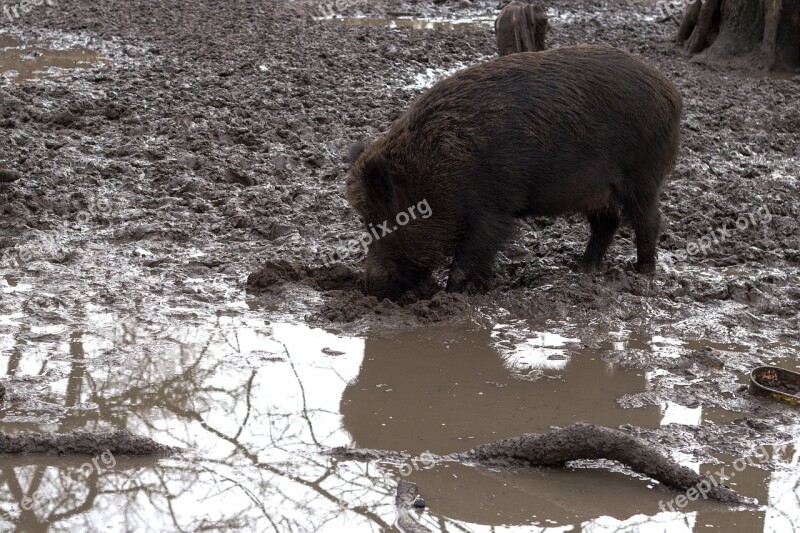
[346,140,368,165]
[361,156,397,212]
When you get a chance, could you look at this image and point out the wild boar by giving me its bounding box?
[347,45,683,300]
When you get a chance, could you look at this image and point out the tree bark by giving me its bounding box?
[677,0,800,72]
[677,1,703,45]
[687,0,720,53]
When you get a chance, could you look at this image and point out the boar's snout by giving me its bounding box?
[364,257,406,301]
[364,275,406,301]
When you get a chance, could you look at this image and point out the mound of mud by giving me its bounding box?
[246,259,361,292]
[248,259,473,323]
[0,430,178,456]
[0,169,21,183]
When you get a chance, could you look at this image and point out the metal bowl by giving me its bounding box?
[749,366,800,406]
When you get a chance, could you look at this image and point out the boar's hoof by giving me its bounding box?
[577,262,600,274]
[445,268,491,294]
[636,262,657,275]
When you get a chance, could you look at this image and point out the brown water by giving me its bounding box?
[0,33,104,83]
[343,327,659,455]
[1,306,797,531]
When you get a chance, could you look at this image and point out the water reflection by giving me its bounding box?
[0,313,797,531]
[0,33,106,83]
[1,317,395,531]
[765,444,800,532]
[342,327,659,455]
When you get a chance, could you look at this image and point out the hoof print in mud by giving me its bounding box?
[246,260,306,291]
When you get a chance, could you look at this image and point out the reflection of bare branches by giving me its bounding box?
[765,467,800,531]
[0,463,100,530]
[150,468,199,533]
[198,465,277,531]
[609,512,694,532]
[47,469,99,523]
[0,316,396,531]
[282,343,320,447]
[163,401,392,530]
[233,372,256,442]
[4,348,21,375]
[434,515,472,533]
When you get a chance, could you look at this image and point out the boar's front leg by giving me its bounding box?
[445,215,512,294]
[446,245,495,294]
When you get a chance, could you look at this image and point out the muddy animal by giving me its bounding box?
[346,45,683,300]
[495,1,550,56]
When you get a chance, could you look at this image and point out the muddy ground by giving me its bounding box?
[0,0,798,531]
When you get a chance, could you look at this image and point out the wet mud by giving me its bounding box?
[0,0,798,531]
[331,422,750,504]
[0,430,176,455]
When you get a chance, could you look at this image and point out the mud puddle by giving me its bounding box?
[1,0,799,529]
[740,70,800,81]
[0,32,105,83]
[2,311,796,530]
[763,355,800,372]
[329,15,494,31]
[342,325,661,455]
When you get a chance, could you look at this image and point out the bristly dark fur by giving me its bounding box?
[347,45,683,300]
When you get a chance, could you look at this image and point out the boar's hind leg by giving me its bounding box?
[445,216,512,294]
[624,198,661,275]
[579,210,620,273]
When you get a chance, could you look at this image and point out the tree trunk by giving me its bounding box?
[677,0,800,72]
[495,1,550,56]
